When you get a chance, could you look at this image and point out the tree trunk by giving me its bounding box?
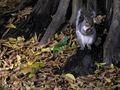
[0,0,61,40]
[40,0,70,44]
[103,0,120,66]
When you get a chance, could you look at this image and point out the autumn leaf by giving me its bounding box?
[65,73,76,81]
[5,23,16,29]
[95,62,106,69]
[34,48,50,56]
[30,62,45,68]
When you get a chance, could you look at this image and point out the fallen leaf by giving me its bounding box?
[5,23,16,29]
[65,73,76,81]
[104,77,111,83]
[28,72,36,78]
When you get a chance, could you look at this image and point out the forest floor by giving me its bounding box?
[0,0,120,90]
[0,27,120,90]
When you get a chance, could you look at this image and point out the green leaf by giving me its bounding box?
[52,36,69,53]
[52,45,63,53]
[28,72,36,78]
[58,36,69,46]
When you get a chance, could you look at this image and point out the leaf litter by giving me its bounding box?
[0,0,120,90]
[0,28,120,90]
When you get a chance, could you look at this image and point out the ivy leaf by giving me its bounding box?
[53,45,63,53]
[52,36,69,53]
[58,36,69,46]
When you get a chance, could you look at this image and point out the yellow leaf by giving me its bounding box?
[26,85,31,90]
[95,62,106,69]
[34,48,50,56]
[16,55,21,61]
[8,38,16,42]
[20,66,32,74]
[65,73,76,81]
[104,77,111,83]
[34,51,42,56]
[17,36,25,42]
[41,48,50,52]
[27,59,36,65]
[109,64,115,73]
[5,23,16,29]
[110,64,114,69]
[30,62,45,68]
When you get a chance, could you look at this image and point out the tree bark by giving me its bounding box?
[0,0,60,40]
[104,0,120,66]
[69,0,80,26]
[39,0,70,44]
